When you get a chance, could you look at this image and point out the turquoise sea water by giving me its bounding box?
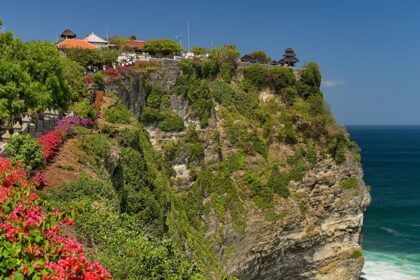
[348,126,420,280]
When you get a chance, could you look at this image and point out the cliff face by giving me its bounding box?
[225,158,370,280]
[106,61,371,280]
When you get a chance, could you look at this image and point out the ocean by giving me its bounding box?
[347,126,420,280]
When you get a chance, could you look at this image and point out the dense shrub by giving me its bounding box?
[327,134,348,164]
[297,62,322,98]
[41,175,202,279]
[267,169,291,198]
[179,59,219,79]
[249,50,271,64]
[5,134,44,170]
[278,123,298,144]
[72,99,97,119]
[225,121,267,156]
[38,131,64,163]
[158,111,185,132]
[104,104,134,124]
[141,107,163,124]
[246,173,273,208]
[186,143,205,161]
[209,45,239,82]
[266,67,296,92]
[0,158,111,279]
[227,150,247,172]
[243,65,268,90]
[64,48,118,68]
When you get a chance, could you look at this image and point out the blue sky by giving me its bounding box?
[1,0,420,125]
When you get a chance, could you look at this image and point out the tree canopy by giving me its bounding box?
[191,46,208,55]
[64,48,118,68]
[249,50,271,64]
[298,62,322,97]
[143,39,183,57]
[0,24,84,120]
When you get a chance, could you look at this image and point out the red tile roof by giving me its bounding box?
[57,39,96,49]
[123,40,145,50]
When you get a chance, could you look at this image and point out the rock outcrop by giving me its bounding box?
[105,61,371,280]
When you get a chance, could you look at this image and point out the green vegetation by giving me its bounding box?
[340,177,360,189]
[351,249,363,259]
[5,134,44,170]
[143,39,183,57]
[72,99,97,118]
[158,111,185,132]
[64,48,118,68]
[209,45,240,82]
[104,103,135,124]
[191,46,208,55]
[0,27,82,119]
[141,107,185,132]
[249,50,271,64]
[243,64,296,92]
[26,36,358,279]
[227,150,247,172]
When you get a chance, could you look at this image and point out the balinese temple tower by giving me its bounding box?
[279,48,299,67]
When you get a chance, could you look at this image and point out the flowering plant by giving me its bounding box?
[94,92,104,108]
[105,67,130,78]
[84,75,93,85]
[0,158,111,279]
[38,131,63,163]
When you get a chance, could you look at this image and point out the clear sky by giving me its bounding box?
[1,0,420,125]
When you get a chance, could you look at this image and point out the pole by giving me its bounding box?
[106,21,109,42]
[187,17,190,52]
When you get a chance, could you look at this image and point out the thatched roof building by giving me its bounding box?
[60,29,76,39]
[240,54,255,63]
[279,48,299,67]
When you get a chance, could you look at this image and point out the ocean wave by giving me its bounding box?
[362,250,420,280]
[380,227,408,237]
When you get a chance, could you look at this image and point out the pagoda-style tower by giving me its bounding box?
[60,29,76,39]
[279,48,299,67]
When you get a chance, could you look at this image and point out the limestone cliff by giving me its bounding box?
[106,60,371,280]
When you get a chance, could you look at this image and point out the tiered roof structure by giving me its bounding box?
[279,48,299,67]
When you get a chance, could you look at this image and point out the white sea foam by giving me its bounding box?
[380,227,409,238]
[362,250,420,280]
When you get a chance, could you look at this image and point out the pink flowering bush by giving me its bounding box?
[84,75,93,85]
[105,67,130,78]
[0,158,111,279]
[38,117,93,164]
[38,131,63,163]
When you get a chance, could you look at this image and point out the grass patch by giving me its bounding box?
[340,177,359,189]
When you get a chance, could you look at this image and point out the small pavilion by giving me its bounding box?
[279,48,299,67]
[60,29,76,39]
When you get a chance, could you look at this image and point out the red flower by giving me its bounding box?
[0,158,111,279]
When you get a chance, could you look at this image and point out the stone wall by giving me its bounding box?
[0,110,61,153]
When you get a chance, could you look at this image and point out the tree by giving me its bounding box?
[209,45,240,82]
[298,62,322,97]
[0,21,79,121]
[249,50,271,64]
[64,48,118,68]
[191,46,208,55]
[143,39,183,57]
